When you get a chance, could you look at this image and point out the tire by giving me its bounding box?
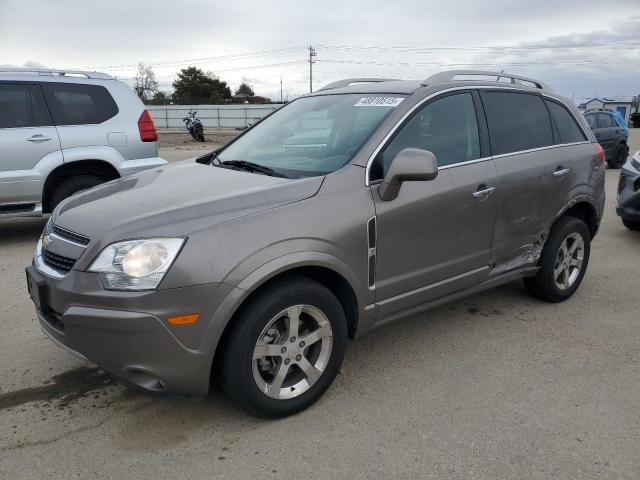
[218,276,348,418]
[196,126,205,142]
[524,216,591,303]
[50,175,105,211]
[607,145,628,169]
[622,218,640,231]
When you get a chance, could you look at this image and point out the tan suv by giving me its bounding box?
[28,71,605,417]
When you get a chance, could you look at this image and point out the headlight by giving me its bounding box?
[88,238,185,290]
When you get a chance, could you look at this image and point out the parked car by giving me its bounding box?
[617,150,640,231]
[27,70,605,418]
[584,109,629,168]
[0,68,166,218]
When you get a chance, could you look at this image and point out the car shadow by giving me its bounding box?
[0,217,48,246]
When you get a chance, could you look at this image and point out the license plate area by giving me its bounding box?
[26,266,50,315]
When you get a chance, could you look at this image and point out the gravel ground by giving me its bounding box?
[155,128,239,161]
[0,131,638,479]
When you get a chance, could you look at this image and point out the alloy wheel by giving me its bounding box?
[553,232,585,290]
[252,304,333,400]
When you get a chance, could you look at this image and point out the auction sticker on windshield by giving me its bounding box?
[354,97,404,107]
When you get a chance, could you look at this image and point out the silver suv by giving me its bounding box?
[0,68,166,217]
[27,70,605,418]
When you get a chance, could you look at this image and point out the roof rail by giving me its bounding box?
[0,68,114,80]
[422,70,551,91]
[318,78,399,91]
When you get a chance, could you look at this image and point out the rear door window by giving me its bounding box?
[544,100,587,144]
[480,91,553,155]
[0,83,51,129]
[596,113,614,129]
[41,83,119,125]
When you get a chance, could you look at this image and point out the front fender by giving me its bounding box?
[200,250,372,370]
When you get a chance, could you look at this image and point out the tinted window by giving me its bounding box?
[596,113,614,128]
[481,91,553,155]
[0,83,51,129]
[372,92,480,179]
[585,113,596,128]
[42,83,118,125]
[544,100,586,144]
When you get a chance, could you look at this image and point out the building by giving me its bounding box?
[578,97,633,124]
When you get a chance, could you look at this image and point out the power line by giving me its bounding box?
[76,46,308,72]
[318,41,640,54]
[319,58,640,67]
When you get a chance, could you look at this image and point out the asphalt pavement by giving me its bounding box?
[0,134,639,479]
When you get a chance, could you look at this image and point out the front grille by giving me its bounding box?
[52,224,90,246]
[42,249,76,273]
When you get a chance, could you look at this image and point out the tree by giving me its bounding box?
[149,91,171,105]
[134,63,158,102]
[172,66,231,104]
[235,82,255,97]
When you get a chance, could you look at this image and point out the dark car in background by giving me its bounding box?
[617,150,640,231]
[584,110,629,168]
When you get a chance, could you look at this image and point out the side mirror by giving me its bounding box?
[378,148,439,201]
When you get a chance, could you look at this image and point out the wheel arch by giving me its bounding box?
[209,254,364,386]
[42,160,120,212]
[557,198,600,239]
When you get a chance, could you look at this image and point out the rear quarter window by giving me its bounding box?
[481,91,553,155]
[544,100,587,144]
[41,83,119,125]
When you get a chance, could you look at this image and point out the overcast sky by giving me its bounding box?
[1,0,639,102]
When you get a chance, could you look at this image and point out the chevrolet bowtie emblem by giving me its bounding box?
[42,234,53,249]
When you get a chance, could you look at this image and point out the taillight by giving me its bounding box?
[138,110,158,142]
[593,143,605,165]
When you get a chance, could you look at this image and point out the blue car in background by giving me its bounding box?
[584,110,629,168]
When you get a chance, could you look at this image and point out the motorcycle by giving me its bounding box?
[183,111,205,142]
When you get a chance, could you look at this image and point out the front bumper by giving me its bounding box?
[30,263,236,395]
[616,156,640,221]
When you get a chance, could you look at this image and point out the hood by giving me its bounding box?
[54,160,324,243]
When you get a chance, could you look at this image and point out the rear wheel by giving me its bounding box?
[218,277,347,418]
[608,145,628,169]
[524,216,591,302]
[622,218,640,231]
[49,175,104,211]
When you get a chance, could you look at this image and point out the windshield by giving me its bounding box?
[217,94,406,178]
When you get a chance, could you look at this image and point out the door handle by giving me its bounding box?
[26,135,52,143]
[553,167,571,178]
[472,186,496,199]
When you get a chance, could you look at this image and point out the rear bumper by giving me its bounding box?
[118,157,168,176]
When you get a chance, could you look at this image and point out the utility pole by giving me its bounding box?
[280,76,283,103]
[308,46,317,93]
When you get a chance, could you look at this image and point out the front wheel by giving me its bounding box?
[218,277,347,418]
[524,216,591,302]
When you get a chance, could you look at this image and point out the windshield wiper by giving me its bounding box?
[219,160,288,178]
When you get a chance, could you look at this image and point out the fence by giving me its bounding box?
[147,104,281,129]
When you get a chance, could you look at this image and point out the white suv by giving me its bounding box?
[0,68,167,218]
